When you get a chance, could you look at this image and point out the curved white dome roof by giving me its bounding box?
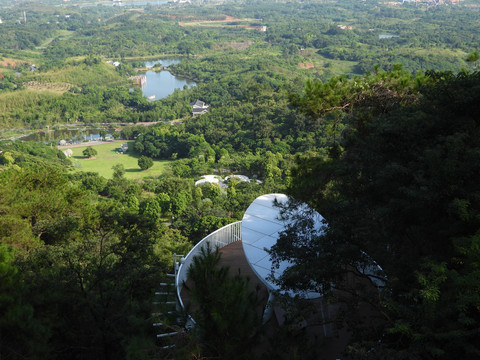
[195,175,223,187]
[241,193,324,299]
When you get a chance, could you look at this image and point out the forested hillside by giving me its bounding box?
[1,0,479,130]
[1,0,480,359]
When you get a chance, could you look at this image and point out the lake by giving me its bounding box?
[138,59,196,101]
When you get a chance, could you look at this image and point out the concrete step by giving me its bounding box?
[157,332,178,338]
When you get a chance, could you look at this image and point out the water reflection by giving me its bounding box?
[21,128,110,143]
[100,1,169,7]
[379,34,399,39]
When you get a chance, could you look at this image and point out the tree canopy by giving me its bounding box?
[82,146,97,158]
[138,155,154,170]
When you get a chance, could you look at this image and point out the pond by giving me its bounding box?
[379,34,399,39]
[137,59,196,101]
[20,128,112,144]
[99,1,169,7]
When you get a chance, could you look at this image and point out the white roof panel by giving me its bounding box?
[243,240,270,264]
[242,218,283,238]
[250,234,280,254]
[251,194,287,209]
[240,226,266,246]
[250,265,274,287]
[241,193,324,298]
[243,202,285,223]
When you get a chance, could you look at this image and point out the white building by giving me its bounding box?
[190,100,209,116]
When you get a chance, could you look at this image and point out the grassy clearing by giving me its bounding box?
[36,30,76,50]
[24,81,74,94]
[397,47,467,57]
[299,52,359,77]
[0,90,57,110]
[325,58,359,75]
[31,62,125,87]
[68,141,171,179]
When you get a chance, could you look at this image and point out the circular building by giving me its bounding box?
[241,193,324,300]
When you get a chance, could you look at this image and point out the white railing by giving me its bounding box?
[176,221,242,312]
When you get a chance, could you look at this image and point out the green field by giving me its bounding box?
[69,141,170,179]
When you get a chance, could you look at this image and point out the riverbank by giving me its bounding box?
[0,121,163,140]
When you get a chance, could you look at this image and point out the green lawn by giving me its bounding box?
[69,141,170,179]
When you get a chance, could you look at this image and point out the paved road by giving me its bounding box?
[57,139,123,149]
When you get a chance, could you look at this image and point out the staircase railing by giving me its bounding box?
[175,221,242,313]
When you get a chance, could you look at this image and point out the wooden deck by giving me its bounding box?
[178,240,379,359]
[180,241,270,315]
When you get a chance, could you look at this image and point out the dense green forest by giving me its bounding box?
[1,0,480,359]
[271,70,480,359]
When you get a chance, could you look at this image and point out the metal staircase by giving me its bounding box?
[152,254,186,352]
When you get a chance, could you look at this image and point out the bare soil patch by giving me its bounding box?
[218,15,242,22]
[299,62,315,69]
[0,58,24,68]
[179,14,260,30]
